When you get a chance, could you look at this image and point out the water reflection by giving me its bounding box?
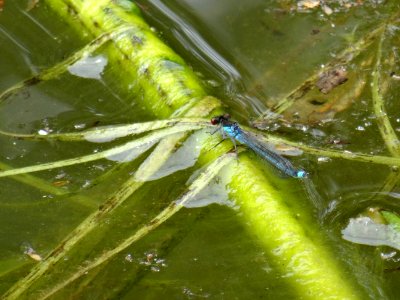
[138,0,371,120]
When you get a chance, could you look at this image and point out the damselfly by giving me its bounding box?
[211,114,307,178]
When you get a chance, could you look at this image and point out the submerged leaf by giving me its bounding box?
[143,130,207,181]
[342,216,400,250]
[0,125,203,178]
[0,118,208,142]
[67,55,108,79]
[83,118,208,143]
[105,141,156,162]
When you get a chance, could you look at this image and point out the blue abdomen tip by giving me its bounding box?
[296,170,307,178]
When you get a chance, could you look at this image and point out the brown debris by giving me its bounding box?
[316,67,348,94]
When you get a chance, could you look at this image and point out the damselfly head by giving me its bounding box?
[210,114,231,125]
[210,117,220,125]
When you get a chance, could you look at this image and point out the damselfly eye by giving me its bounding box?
[210,117,219,125]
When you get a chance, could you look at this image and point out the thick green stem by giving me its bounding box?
[44,0,207,118]
[227,156,361,299]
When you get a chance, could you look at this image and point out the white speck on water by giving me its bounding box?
[38,129,49,135]
[74,123,86,130]
[356,125,365,131]
[380,251,397,260]
[317,156,331,163]
[125,254,133,262]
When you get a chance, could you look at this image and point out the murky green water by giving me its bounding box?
[1,0,400,299]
